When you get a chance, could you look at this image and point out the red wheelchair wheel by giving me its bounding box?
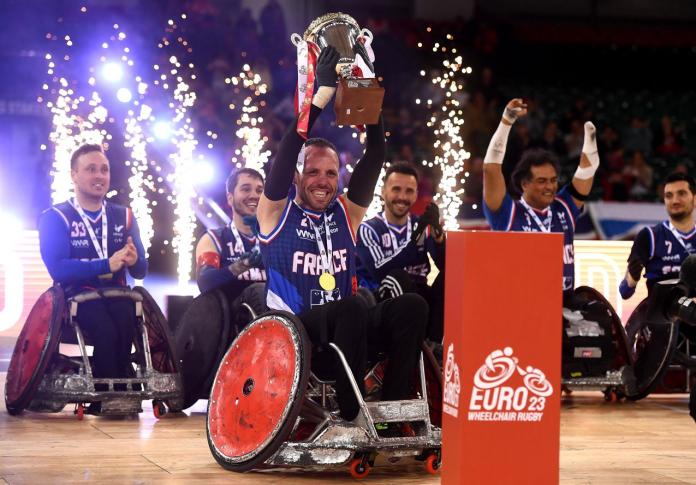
[5,286,65,415]
[424,453,441,474]
[349,457,371,479]
[206,311,310,472]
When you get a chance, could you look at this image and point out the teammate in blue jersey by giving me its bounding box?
[620,172,696,299]
[38,144,147,393]
[194,167,266,333]
[482,98,600,298]
[257,46,427,425]
[195,167,266,294]
[356,161,446,342]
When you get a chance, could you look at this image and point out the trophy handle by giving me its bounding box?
[290,33,302,46]
[359,28,373,43]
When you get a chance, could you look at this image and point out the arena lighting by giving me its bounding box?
[152,120,172,140]
[116,87,132,103]
[0,214,26,332]
[0,213,22,253]
[101,62,124,82]
[193,158,216,186]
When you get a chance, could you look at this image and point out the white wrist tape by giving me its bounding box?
[312,86,336,109]
[484,122,512,165]
[575,121,599,179]
[502,106,523,124]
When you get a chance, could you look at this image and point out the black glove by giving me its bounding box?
[316,46,339,87]
[240,250,264,268]
[353,39,374,74]
[411,203,443,243]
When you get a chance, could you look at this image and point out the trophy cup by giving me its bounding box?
[292,12,384,127]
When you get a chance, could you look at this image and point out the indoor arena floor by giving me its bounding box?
[2,372,696,484]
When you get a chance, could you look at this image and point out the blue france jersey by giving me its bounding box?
[639,222,696,286]
[484,186,580,291]
[258,197,357,314]
[207,224,266,282]
[46,200,131,289]
[356,214,430,289]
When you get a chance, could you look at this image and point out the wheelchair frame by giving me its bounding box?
[206,311,441,478]
[6,286,182,419]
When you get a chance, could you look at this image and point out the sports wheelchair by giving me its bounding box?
[4,285,182,419]
[170,282,266,411]
[563,283,690,402]
[624,278,696,398]
[205,311,442,478]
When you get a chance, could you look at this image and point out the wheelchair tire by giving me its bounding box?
[625,299,680,401]
[574,286,633,367]
[173,289,231,410]
[230,282,267,337]
[133,286,180,375]
[133,287,183,411]
[5,286,65,415]
[207,311,311,472]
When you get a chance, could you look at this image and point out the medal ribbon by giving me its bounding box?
[519,198,553,233]
[72,199,108,260]
[229,221,259,255]
[295,204,333,275]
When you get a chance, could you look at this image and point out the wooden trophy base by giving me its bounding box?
[334,78,385,126]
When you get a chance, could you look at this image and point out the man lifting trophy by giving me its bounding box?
[291,12,385,134]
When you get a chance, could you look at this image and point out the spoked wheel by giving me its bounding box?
[5,286,65,415]
[625,299,680,401]
[206,311,311,472]
[173,289,231,411]
[133,286,179,374]
[133,287,183,410]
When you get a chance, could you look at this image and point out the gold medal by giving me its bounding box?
[319,272,336,291]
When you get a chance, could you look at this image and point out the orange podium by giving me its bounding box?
[441,231,563,485]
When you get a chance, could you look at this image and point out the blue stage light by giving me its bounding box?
[116,87,132,103]
[101,62,124,82]
[152,121,172,140]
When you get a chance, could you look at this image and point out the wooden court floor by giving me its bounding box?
[2,372,696,484]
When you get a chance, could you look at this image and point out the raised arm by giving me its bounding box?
[343,115,386,230]
[257,46,340,235]
[568,121,600,209]
[483,99,527,212]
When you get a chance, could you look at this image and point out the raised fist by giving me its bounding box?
[316,46,340,87]
[502,98,528,124]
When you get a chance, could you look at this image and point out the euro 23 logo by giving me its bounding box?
[468,347,553,422]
